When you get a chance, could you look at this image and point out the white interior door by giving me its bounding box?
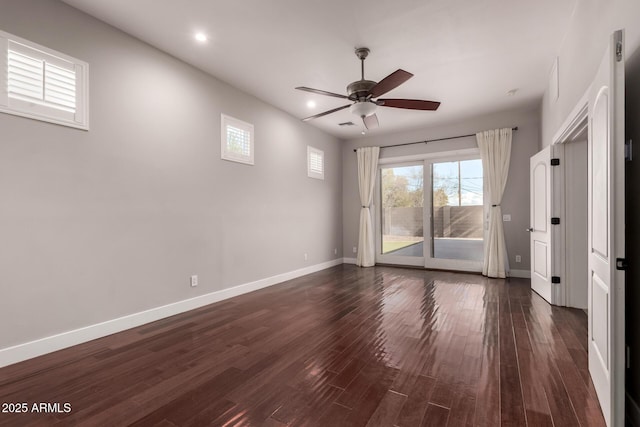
[587,30,625,427]
[529,145,552,303]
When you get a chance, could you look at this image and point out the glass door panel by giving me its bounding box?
[380,164,424,258]
[431,159,484,261]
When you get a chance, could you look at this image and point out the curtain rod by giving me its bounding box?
[352,126,518,152]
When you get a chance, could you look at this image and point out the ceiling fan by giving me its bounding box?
[296,47,440,130]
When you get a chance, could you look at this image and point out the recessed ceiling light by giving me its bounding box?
[194,33,208,43]
[306,100,316,109]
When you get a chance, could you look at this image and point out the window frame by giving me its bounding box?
[220,113,254,165]
[307,146,324,180]
[0,30,89,130]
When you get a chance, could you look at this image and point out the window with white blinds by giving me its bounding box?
[0,30,88,129]
[221,114,254,165]
[307,146,324,180]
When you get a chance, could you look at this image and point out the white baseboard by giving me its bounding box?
[510,269,531,279]
[0,258,344,368]
[343,257,357,264]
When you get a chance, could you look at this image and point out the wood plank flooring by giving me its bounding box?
[0,265,605,426]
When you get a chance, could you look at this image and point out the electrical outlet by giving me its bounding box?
[515,255,521,263]
[190,275,198,287]
[304,253,308,261]
[353,246,357,254]
[502,214,512,222]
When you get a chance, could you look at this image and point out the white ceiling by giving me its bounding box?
[62,0,578,139]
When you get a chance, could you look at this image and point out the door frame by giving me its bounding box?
[374,148,484,272]
[551,100,589,307]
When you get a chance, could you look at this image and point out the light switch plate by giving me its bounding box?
[502,214,512,222]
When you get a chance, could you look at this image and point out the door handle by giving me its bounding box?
[526,227,534,232]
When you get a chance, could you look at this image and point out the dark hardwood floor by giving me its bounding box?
[0,265,605,426]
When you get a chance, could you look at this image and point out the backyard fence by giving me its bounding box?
[382,205,483,238]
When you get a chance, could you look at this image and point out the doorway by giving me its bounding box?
[561,138,588,309]
[375,150,485,272]
[536,116,589,308]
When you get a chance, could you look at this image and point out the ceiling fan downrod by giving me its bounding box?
[348,48,376,102]
[355,47,370,80]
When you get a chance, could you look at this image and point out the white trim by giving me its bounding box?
[378,148,479,165]
[552,92,589,145]
[551,143,567,307]
[0,30,89,130]
[343,257,357,264]
[0,37,8,107]
[0,258,343,368]
[510,269,531,279]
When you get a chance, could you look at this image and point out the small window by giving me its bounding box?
[221,114,254,165]
[307,146,324,180]
[0,30,89,130]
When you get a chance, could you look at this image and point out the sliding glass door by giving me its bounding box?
[431,159,484,262]
[376,152,484,271]
[377,163,425,266]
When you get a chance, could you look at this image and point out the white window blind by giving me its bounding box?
[44,63,77,111]
[226,125,251,157]
[0,30,88,129]
[8,50,44,101]
[307,146,324,180]
[8,50,77,113]
[221,114,254,165]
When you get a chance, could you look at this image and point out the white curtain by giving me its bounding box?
[476,128,512,278]
[356,146,380,267]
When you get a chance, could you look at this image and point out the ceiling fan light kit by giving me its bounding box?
[350,101,377,118]
[296,47,440,130]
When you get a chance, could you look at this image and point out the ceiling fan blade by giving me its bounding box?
[302,104,351,121]
[295,86,349,99]
[363,113,379,130]
[378,98,441,111]
[369,69,413,98]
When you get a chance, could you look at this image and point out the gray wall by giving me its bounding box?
[0,0,342,350]
[343,107,539,270]
[541,0,640,147]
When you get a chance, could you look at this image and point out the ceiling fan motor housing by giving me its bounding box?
[347,80,376,101]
